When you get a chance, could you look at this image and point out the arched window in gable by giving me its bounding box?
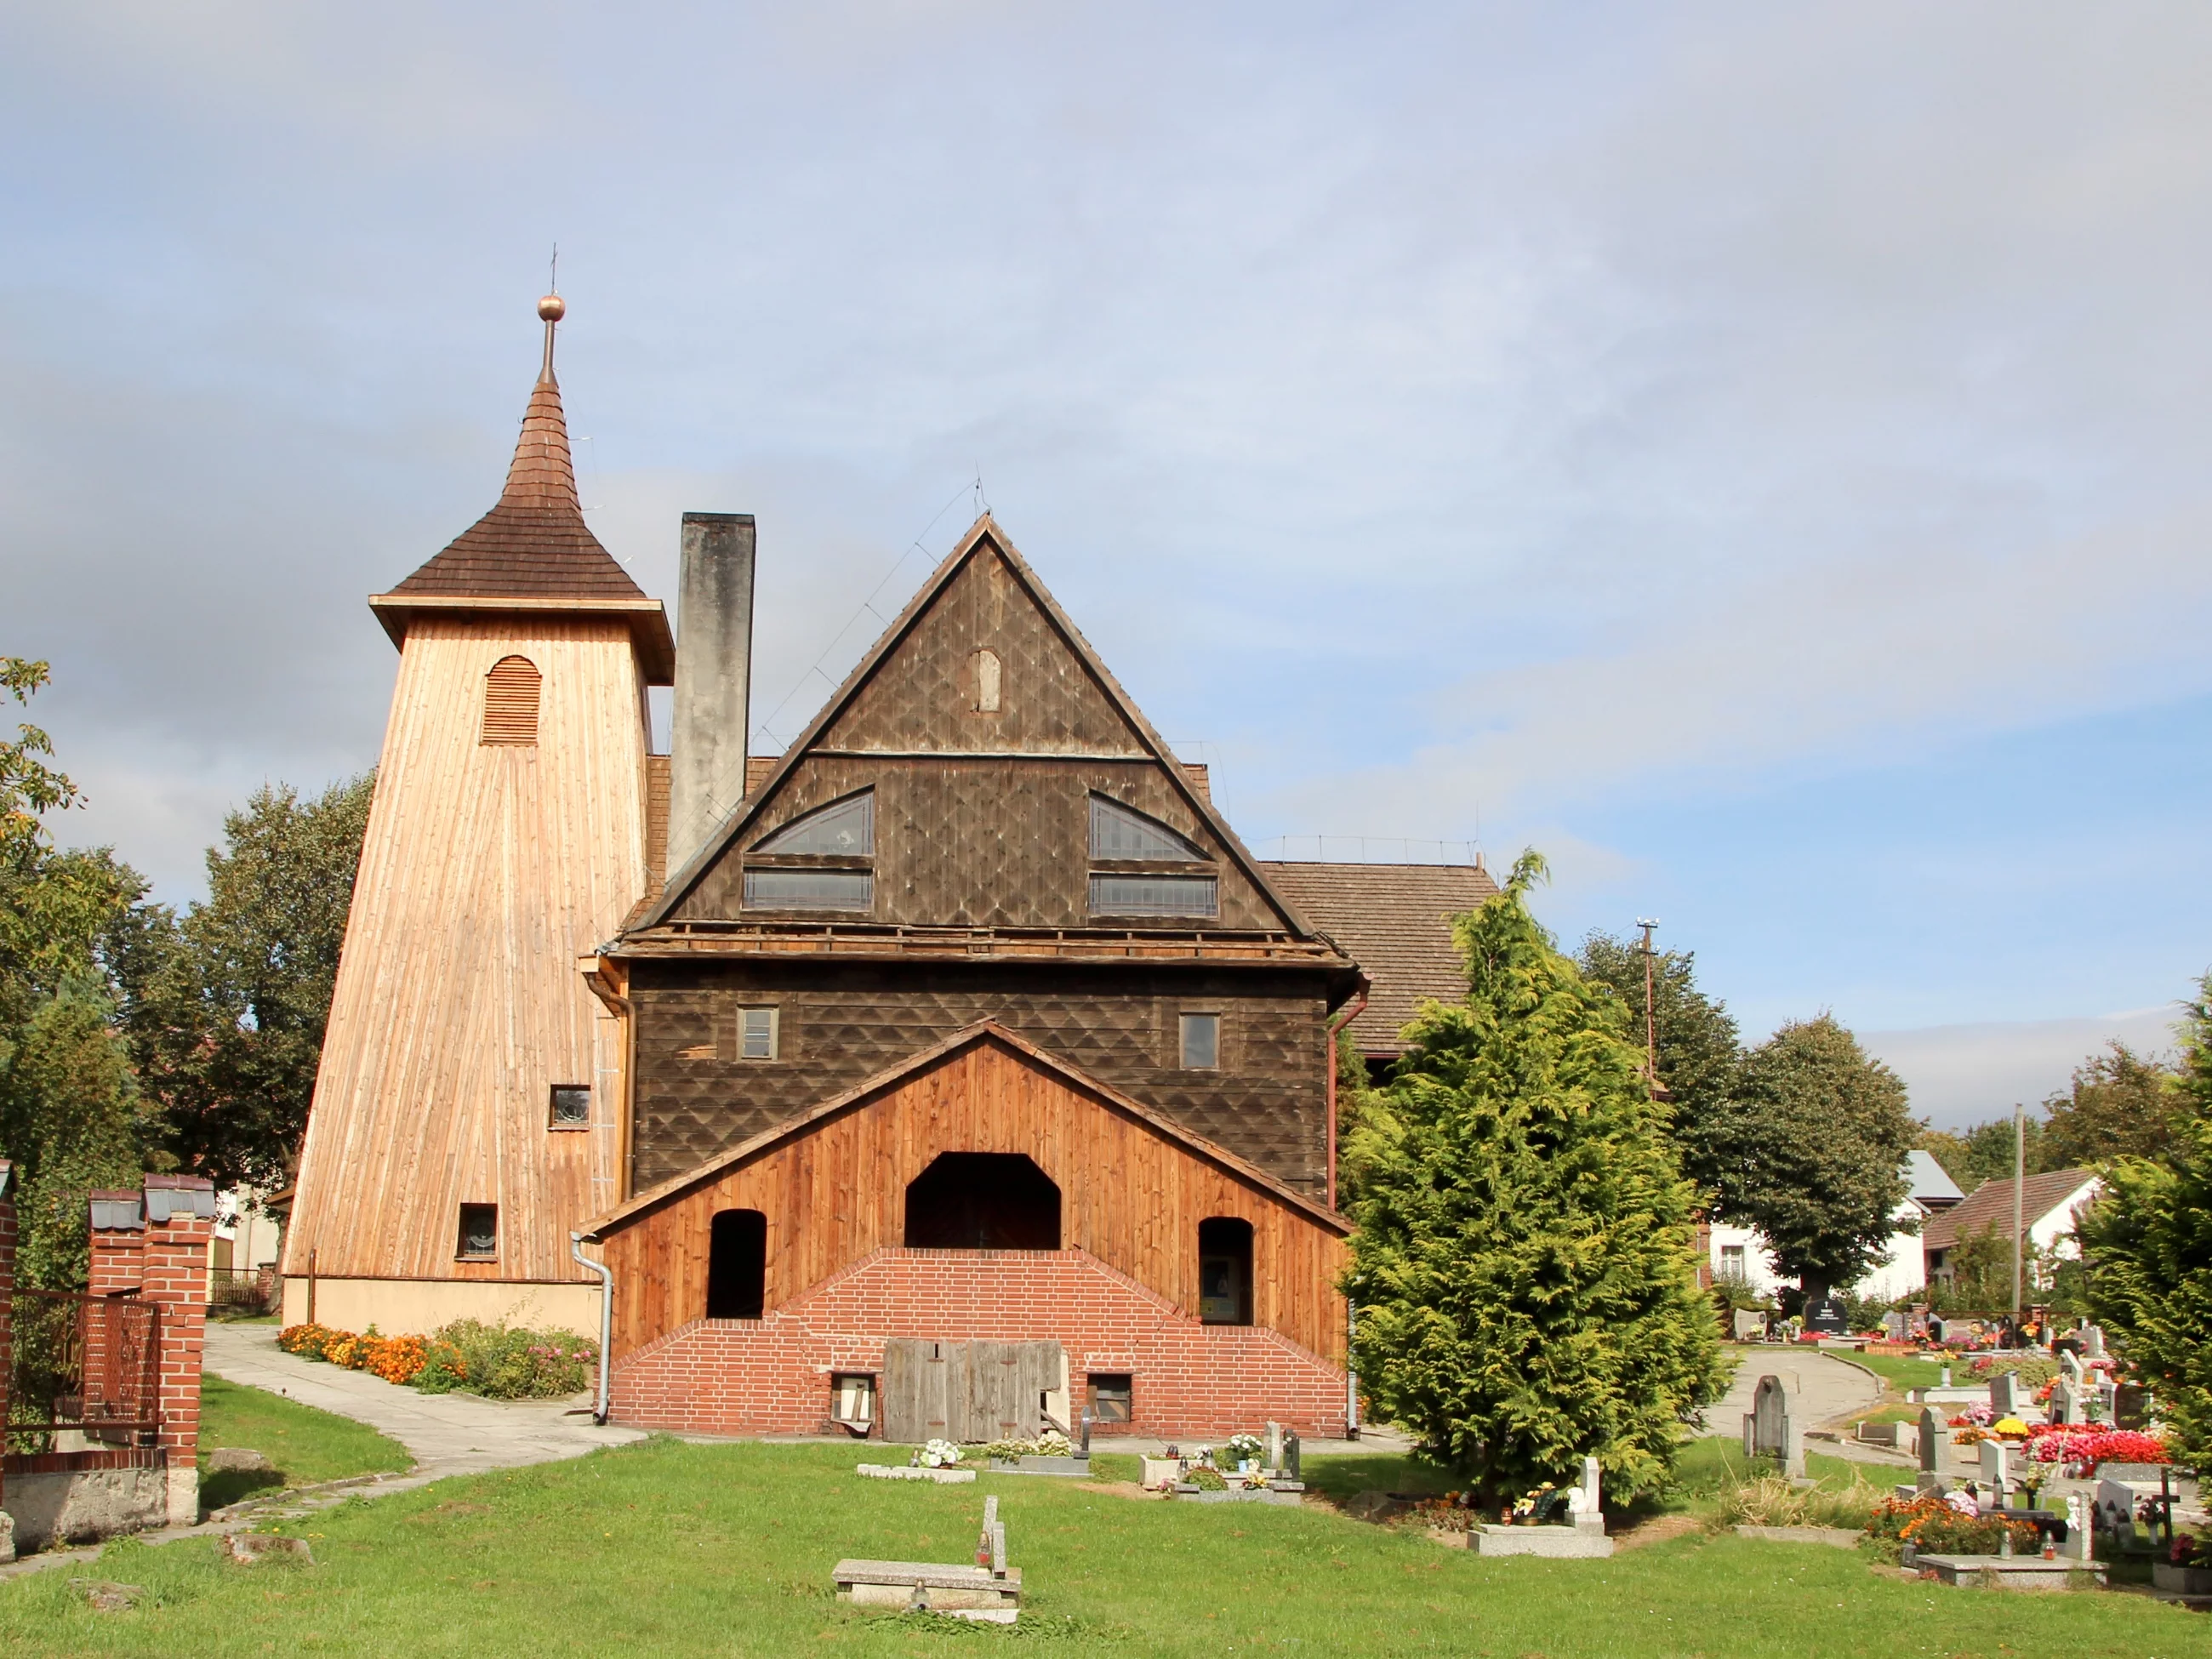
[1087,793,1217,918]
[482,655,542,746]
[743,789,875,913]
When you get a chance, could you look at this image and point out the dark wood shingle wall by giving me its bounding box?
[630,959,1330,1195]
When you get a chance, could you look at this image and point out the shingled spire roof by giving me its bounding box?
[369,294,676,683]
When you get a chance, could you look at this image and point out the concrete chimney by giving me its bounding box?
[670,512,755,874]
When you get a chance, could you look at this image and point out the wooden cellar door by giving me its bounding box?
[882,1339,1063,1444]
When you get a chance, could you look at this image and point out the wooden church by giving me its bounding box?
[287,296,1493,1440]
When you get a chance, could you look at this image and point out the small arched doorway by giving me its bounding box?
[706,1208,767,1319]
[903,1154,1062,1250]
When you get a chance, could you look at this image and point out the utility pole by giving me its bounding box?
[1636,919,1660,1100]
[2011,1102,2026,1332]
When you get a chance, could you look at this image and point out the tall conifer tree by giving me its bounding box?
[2078,976,2212,1468]
[1343,853,1725,1500]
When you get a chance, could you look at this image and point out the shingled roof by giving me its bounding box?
[1257,859,1497,1055]
[1919,1167,2101,1252]
[369,298,676,682]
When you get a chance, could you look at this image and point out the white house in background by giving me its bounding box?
[1918,1167,2103,1291]
[1710,1149,1965,1304]
[212,1187,286,1279]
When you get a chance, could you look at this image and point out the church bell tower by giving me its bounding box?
[284,294,673,1333]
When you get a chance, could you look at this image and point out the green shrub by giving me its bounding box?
[411,1320,596,1400]
[1184,1467,1228,1491]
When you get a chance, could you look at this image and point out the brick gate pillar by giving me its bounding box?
[140,1176,215,1525]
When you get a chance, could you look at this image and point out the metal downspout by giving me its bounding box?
[570,1232,613,1425]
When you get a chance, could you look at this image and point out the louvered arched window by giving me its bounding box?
[482,655,542,746]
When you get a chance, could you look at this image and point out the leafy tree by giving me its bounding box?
[2042,1042,2180,1171]
[1721,1017,1916,1300]
[124,773,374,1190]
[1918,1116,2044,1189]
[1343,852,1725,1502]
[0,660,145,1032]
[1576,932,1744,1212]
[2078,975,2212,1468]
[0,989,149,1286]
[0,658,159,1284]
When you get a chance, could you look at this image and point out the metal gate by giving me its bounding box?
[881,1339,1062,1445]
[5,1289,162,1451]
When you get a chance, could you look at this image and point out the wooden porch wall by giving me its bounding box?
[597,1035,1347,1364]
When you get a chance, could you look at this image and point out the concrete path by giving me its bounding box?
[202,1322,645,1481]
[1700,1348,1884,1439]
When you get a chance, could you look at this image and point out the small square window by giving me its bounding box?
[1179,1012,1219,1070]
[549,1085,590,1128]
[458,1204,499,1260]
[1087,1373,1133,1424]
[738,1007,779,1060]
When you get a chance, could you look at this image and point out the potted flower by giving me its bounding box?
[2154,1531,2212,1599]
[1225,1433,1265,1474]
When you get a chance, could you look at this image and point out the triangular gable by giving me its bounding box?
[640,514,1318,935]
[579,1019,1350,1239]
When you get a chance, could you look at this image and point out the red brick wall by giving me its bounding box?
[140,1182,213,1469]
[88,1191,146,1296]
[611,1246,1348,1439]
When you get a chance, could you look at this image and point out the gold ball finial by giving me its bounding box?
[538,294,566,322]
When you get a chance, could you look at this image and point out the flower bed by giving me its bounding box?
[1864,1494,2041,1563]
[276,1319,595,1400]
[2021,1426,2169,1471]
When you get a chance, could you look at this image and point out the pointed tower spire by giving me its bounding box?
[371,290,676,684]
[499,294,579,510]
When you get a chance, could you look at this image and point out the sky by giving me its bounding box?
[4,3,2208,1129]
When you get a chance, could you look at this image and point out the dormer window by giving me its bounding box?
[743,790,875,914]
[1087,794,1217,919]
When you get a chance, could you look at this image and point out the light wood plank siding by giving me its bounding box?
[596,1034,1348,1363]
[286,615,650,1282]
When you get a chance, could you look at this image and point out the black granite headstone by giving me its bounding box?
[1804,1296,1850,1336]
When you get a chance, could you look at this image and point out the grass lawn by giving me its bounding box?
[196,1377,411,1509]
[5,1438,2198,1657]
[1844,1353,1950,1393]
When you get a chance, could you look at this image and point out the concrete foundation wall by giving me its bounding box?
[4,1464,168,1553]
[280,1275,601,1336]
[613,1246,1348,1439]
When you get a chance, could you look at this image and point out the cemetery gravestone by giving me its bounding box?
[1804,1296,1850,1337]
[2114,1385,2150,1431]
[1988,1372,2019,1417]
[2053,1381,2082,1426]
[1743,1375,1806,1479]
[1884,1311,1908,1342]
[1917,1406,1952,1491]
[1282,1431,1301,1482]
[1977,1439,2011,1506]
[2084,1325,2106,1360]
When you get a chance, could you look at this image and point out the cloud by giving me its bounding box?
[3,1,2208,1039]
[1861,1006,2190,1132]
